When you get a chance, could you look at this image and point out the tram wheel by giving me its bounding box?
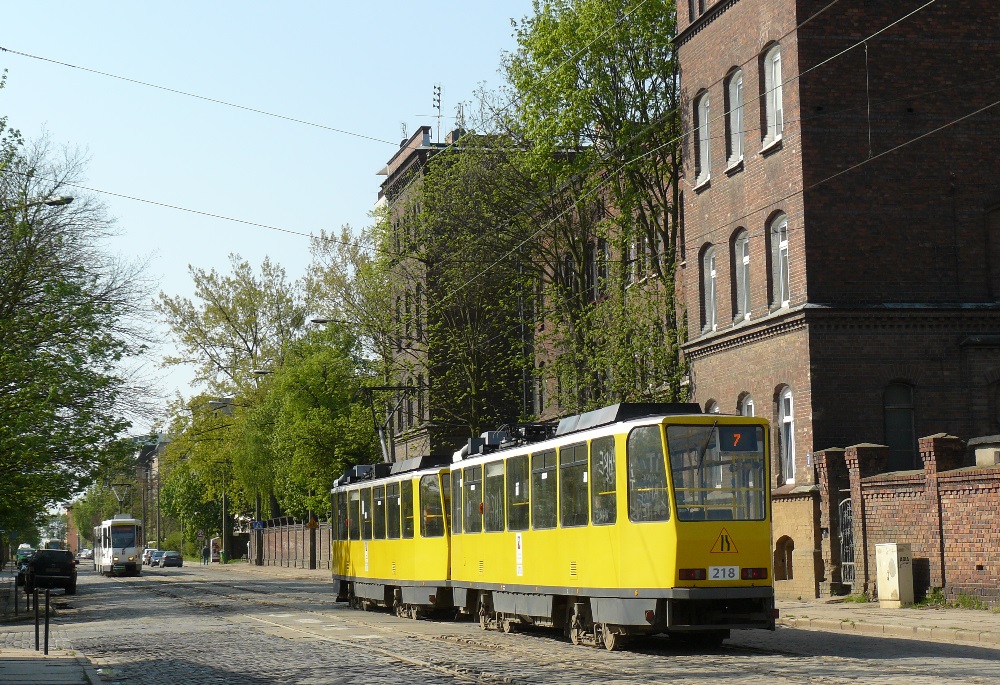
[501,616,517,634]
[601,624,623,652]
[409,605,421,620]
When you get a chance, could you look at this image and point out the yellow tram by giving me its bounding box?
[331,403,775,649]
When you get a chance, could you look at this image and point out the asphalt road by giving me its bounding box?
[5,565,999,684]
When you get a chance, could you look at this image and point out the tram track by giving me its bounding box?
[107,574,808,684]
[106,573,998,685]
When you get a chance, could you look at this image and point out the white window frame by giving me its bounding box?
[703,247,717,332]
[763,45,784,146]
[727,70,744,167]
[696,92,711,185]
[779,388,795,484]
[771,214,790,308]
[734,230,751,320]
[740,395,755,417]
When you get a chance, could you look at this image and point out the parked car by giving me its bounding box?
[149,550,166,567]
[15,550,35,586]
[77,548,94,560]
[25,549,78,595]
[160,551,183,568]
[142,548,158,565]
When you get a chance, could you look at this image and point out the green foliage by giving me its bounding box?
[1,86,154,529]
[161,530,183,554]
[504,0,686,414]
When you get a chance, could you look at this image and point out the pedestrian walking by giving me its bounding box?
[202,545,210,565]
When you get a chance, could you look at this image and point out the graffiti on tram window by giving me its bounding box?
[627,426,670,522]
[590,436,617,525]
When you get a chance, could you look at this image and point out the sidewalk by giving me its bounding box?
[0,649,100,685]
[776,597,1000,646]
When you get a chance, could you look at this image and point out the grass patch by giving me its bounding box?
[841,593,870,603]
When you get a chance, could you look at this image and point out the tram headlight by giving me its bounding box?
[113,556,120,563]
[128,556,135,561]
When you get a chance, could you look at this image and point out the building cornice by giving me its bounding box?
[683,305,807,359]
[674,0,741,47]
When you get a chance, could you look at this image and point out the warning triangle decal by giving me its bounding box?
[710,528,739,554]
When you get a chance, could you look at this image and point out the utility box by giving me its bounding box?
[875,543,914,608]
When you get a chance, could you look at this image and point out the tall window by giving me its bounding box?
[733,229,750,320]
[763,44,784,145]
[702,245,717,331]
[726,69,744,166]
[884,382,916,470]
[740,394,755,417]
[779,388,795,483]
[695,92,711,185]
[770,214,790,307]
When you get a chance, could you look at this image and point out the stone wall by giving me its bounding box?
[250,520,331,571]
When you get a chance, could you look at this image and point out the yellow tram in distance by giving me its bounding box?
[331,403,776,649]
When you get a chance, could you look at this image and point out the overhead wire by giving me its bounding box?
[0,45,397,146]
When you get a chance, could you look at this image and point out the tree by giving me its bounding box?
[0,81,157,529]
[156,254,307,398]
[505,0,687,412]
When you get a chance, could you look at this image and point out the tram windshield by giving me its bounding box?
[666,424,767,521]
[110,525,139,549]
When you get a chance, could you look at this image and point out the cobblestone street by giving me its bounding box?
[3,566,1000,684]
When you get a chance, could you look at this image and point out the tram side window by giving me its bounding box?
[361,487,374,540]
[560,443,589,527]
[336,492,348,540]
[628,426,671,522]
[420,475,446,537]
[464,466,483,533]
[348,490,361,540]
[484,461,506,532]
[451,469,463,535]
[401,480,415,538]
[531,450,558,529]
[591,436,617,525]
[373,485,386,539]
[386,482,401,539]
[506,454,530,531]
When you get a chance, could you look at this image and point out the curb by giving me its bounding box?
[777,616,1000,646]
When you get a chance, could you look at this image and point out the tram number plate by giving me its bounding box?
[709,566,740,580]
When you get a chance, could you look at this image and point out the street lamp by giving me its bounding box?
[250,369,272,376]
[5,195,75,210]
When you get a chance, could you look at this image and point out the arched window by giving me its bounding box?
[762,44,784,145]
[732,229,750,321]
[769,213,790,308]
[778,387,795,483]
[884,382,916,470]
[701,245,718,332]
[774,536,794,580]
[739,394,755,417]
[705,400,720,414]
[726,69,744,166]
[695,91,711,185]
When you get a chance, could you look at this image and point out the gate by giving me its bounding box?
[838,498,855,587]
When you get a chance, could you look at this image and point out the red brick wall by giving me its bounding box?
[842,435,1000,603]
[253,522,331,570]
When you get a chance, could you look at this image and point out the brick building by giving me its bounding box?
[676,0,1000,598]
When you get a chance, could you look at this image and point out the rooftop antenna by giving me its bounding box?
[455,102,466,132]
[400,122,407,142]
[432,83,442,143]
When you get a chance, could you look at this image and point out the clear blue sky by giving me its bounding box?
[2,1,534,428]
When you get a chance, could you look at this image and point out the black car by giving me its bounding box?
[160,551,183,568]
[25,549,78,595]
